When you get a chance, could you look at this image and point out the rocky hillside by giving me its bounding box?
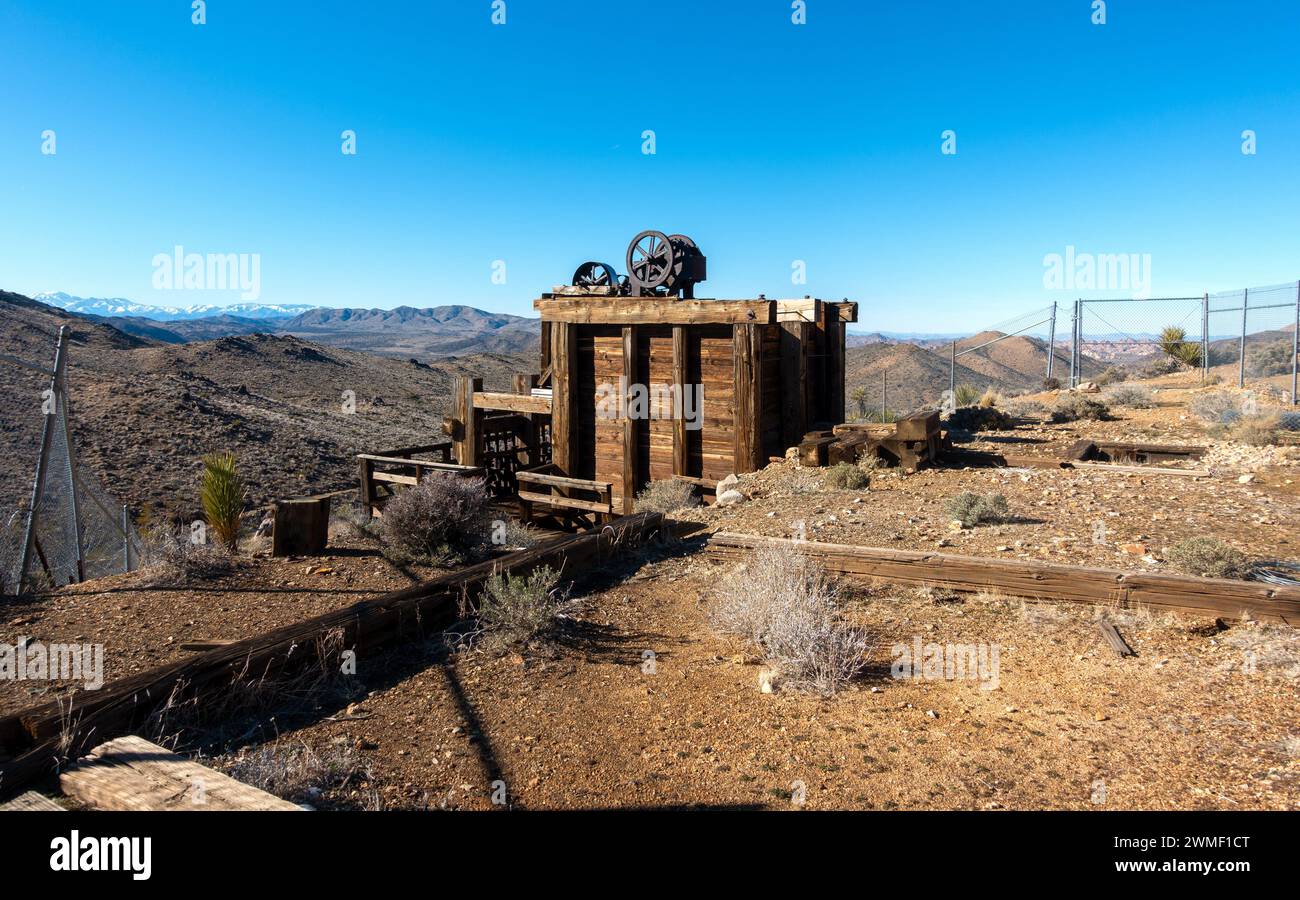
[0,290,529,524]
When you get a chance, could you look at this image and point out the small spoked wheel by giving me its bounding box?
[572,261,618,288]
[626,230,675,293]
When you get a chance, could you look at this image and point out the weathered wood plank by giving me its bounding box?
[708,533,1300,624]
[472,392,552,414]
[536,298,776,325]
[0,791,63,811]
[733,323,764,473]
[60,736,302,811]
[551,323,575,474]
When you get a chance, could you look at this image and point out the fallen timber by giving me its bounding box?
[0,512,666,800]
[707,532,1300,625]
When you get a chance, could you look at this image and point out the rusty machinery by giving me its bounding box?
[571,231,707,298]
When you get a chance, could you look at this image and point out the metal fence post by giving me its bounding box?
[1201,293,1209,385]
[1239,288,1248,389]
[1293,280,1299,405]
[882,370,888,418]
[122,504,131,573]
[1046,302,1057,382]
[1069,300,1079,387]
[949,341,956,393]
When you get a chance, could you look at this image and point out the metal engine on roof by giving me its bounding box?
[571,231,707,299]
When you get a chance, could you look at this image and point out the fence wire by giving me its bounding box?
[0,332,142,594]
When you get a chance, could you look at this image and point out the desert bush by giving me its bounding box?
[823,462,869,490]
[1246,339,1294,378]
[1167,537,1252,580]
[1189,390,1242,426]
[475,565,572,649]
[1103,383,1156,408]
[1042,376,1061,391]
[978,388,1002,408]
[140,524,234,585]
[492,517,542,550]
[1094,366,1127,387]
[378,474,489,563]
[712,544,873,696]
[944,491,1010,527]
[1050,394,1111,422]
[947,405,1013,431]
[225,741,372,805]
[200,451,245,550]
[635,478,701,514]
[1228,413,1281,447]
[1002,397,1048,419]
[953,384,981,406]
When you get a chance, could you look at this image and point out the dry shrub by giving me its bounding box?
[1094,367,1127,387]
[475,565,574,649]
[1050,394,1111,422]
[1167,537,1251,580]
[978,388,1002,408]
[224,740,372,805]
[378,474,489,563]
[635,479,701,514]
[1189,391,1241,426]
[947,405,1013,431]
[944,491,1009,527]
[823,462,869,490]
[493,517,542,550]
[140,524,235,585]
[711,543,873,696]
[1104,384,1155,408]
[1228,414,1281,447]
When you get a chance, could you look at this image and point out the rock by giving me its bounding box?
[1076,381,1100,393]
[1238,474,1255,484]
[1094,713,1108,722]
[717,473,740,492]
[716,489,745,507]
[948,519,965,532]
[925,709,939,719]
[1118,542,1147,555]
[758,667,781,694]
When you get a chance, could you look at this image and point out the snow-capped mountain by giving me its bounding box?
[33,291,318,322]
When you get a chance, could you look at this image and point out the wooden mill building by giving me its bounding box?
[359,292,857,522]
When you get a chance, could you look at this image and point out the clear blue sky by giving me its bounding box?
[2,1,1297,330]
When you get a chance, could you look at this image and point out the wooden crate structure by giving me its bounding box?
[535,294,857,514]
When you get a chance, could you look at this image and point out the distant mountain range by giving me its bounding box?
[31,291,540,359]
[34,291,317,322]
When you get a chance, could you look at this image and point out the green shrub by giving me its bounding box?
[1050,394,1111,423]
[477,565,571,648]
[200,451,246,551]
[954,384,982,406]
[944,491,1010,527]
[635,479,701,514]
[823,463,869,490]
[1167,538,1251,580]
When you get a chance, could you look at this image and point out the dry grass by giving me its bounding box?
[222,739,374,806]
[139,524,237,586]
[635,479,701,514]
[711,543,874,696]
[473,565,576,651]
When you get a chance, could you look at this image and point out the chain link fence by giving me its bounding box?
[0,327,143,595]
[848,281,1299,419]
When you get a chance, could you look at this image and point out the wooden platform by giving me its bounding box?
[60,736,301,811]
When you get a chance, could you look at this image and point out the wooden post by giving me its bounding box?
[452,376,483,467]
[622,325,638,514]
[357,456,375,517]
[733,323,764,473]
[824,308,845,425]
[513,372,539,467]
[271,496,331,557]
[539,320,552,375]
[121,505,131,573]
[779,322,809,450]
[550,322,575,475]
[671,325,689,477]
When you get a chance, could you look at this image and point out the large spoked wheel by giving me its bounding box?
[572,261,618,289]
[626,230,676,294]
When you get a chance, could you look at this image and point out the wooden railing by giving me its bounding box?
[516,463,614,527]
[357,442,484,517]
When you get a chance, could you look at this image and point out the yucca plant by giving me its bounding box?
[1159,325,1202,367]
[954,383,981,406]
[201,451,246,551]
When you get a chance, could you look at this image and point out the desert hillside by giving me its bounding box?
[0,290,530,523]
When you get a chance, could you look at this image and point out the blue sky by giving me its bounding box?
[1,1,1297,330]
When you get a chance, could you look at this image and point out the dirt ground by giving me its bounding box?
[6,376,1299,810]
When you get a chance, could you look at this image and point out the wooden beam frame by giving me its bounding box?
[732,323,764,473]
[622,325,638,514]
[472,391,552,415]
[671,325,689,477]
[708,533,1300,624]
[550,322,576,474]
[536,298,776,325]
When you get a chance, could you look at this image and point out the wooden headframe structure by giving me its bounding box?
[361,293,857,523]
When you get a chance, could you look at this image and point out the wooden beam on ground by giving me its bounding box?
[1070,461,1210,478]
[60,736,302,811]
[0,791,63,811]
[1097,621,1135,657]
[0,512,666,800]
[707,532,1300,624]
